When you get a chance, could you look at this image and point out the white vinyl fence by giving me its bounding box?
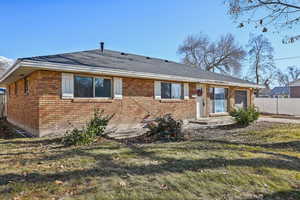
[254,98,300,116]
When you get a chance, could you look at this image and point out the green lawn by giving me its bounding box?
[0,122,300,200]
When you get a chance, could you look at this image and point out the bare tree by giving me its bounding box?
[178,33,246,74]
[246,34,275,94]
[0,56,13,75]
[287,65,300,80]
[276,66,300,86]
[225,0,300,42]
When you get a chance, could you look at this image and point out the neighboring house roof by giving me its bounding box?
[271,86,289,96]
[0,49,263,88]
[258,88,272,97]
[289,79,300,86]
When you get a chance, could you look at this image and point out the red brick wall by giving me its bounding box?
[290,86,300,98]
[7,71,40,136]
[7,70,196,137]
[7,70,257,137]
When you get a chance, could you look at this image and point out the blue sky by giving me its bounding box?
[0,0,299,74]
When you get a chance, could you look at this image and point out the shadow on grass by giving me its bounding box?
[195,138,300,153]
[1,142,300,187]
[245,190,300,200]
[0,120,24,140]
[0,137,61,145]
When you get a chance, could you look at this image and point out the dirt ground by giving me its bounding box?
[185,121,278,141]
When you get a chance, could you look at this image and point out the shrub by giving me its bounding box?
[86,109,114,137]
[62,109,114,146]
[146,114,183,141]
[62,128,95,146]
[230,106,260,126]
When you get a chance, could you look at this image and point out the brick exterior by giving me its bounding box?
[7,71,40,136]
[290,86,300,98]
[6,70,254,137]
[7,70,196,137]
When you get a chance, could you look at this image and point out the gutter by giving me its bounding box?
[0,60,265,89]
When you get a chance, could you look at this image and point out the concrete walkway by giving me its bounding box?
[258,116,300,124]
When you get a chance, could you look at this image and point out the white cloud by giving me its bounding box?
[0,56,14,74]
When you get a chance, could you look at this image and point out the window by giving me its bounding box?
[161,82,182,99]
[95,77,111,97]
[209,87,228,113]
[235,90,247,109]
[74,76,93,97]
[74,76,112,98]
[24,77,29,95]
[15,82,18,95]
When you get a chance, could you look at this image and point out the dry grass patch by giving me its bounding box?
[0,122,300,199]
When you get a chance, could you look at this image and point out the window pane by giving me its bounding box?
[210,87,228,113]
[161,82,171,99]
[74,76,93,97]
[171,83,182,99]
[235,90,247,109]
[95,78,111,97]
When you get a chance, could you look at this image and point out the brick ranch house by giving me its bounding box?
[0,47,262,137]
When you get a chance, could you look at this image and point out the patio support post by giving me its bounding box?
[249,89,254,108]
[229,87,235,112]
[205,84,210,117]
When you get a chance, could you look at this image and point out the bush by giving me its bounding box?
[62,128,95,146]
[86,109,114,137]
[146,114,183,141]
[230,106,260,126]
[62,109,114,146]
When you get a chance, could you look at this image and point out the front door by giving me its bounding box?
[196,85,204,119]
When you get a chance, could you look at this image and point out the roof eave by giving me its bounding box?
[0,60,264,89]
[0,59,22,82]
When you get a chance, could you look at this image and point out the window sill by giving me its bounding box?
[209,112,229,117]
[159,99,186,103]
[71,98,113,103]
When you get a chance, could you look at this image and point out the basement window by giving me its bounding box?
[161,82,182,99]
[74,76,112,98]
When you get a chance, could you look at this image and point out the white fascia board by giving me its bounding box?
[0,61,21,83]
[1,60,264,89]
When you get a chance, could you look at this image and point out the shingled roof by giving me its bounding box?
[1,49,262,88]
[271,86,289,96]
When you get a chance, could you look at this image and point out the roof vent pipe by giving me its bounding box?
[100,42,104,53]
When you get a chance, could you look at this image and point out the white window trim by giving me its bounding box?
[113,77,123,99]
[184,83,189,100]
[154,81,161,100]
[62,73,74,99]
